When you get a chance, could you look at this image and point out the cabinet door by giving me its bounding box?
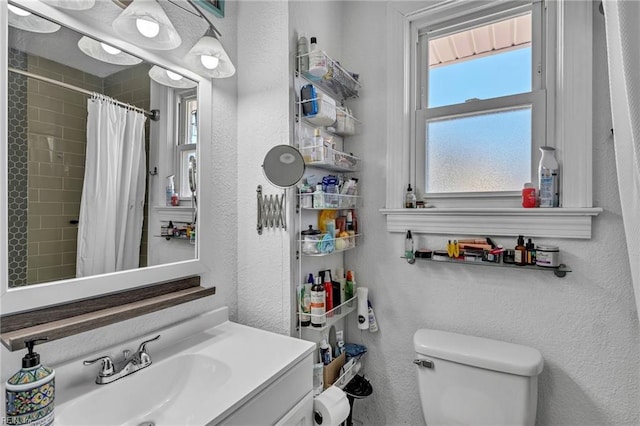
[275,391,314,426]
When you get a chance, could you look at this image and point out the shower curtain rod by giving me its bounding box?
[8,67,160,121]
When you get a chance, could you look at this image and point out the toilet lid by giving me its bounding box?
[413,329,543,377]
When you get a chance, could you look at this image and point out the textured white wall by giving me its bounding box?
[235,1,293,334]
[339,2,640,425]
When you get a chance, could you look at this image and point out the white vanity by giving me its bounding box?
[53,307,315,426]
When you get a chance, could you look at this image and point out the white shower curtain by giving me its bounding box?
[76,95,147,277]
[603,0,640,318]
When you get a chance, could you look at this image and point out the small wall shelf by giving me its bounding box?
[297,52,361,100]
[297,296,357,333]
[404,256,571,278]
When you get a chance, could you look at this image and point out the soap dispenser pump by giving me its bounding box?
[6,338,55,426]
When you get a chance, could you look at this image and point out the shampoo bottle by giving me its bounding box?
[6,338,55,426]
[310,276,326,327]
[323,271,334,318]
[538,146,559,207]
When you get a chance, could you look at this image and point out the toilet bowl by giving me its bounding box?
[413,329,543,425]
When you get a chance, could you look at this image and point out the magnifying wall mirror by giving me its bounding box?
[4,3,199,291]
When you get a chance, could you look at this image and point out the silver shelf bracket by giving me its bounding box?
[257,185,287,235]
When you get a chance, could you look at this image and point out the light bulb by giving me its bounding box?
[135,17,160,38]
[100,43,121,55]
[8,4,31,16]
[200,54,219,70]
[166,70,182,81]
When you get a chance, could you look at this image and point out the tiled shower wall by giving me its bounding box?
[26,55,101,284]
[7,55,151,285]
[7,49,28,286]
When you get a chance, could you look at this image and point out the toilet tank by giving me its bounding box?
[413,329,543,426]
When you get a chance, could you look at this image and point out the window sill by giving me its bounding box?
[380,207,603,239]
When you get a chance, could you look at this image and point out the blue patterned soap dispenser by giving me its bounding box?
[5,338,55,426]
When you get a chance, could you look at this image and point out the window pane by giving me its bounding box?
[425,108,531,193]
[180,149,197,197]
[428,13,532,108]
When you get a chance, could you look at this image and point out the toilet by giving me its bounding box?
[413,329,544,426]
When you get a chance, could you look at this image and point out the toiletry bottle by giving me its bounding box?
[313,183,324,209]
[526,238,536,265]
[345,270,355,307]
[299,277,311,327]
[6,338,55,426]
[522,182,537,208]
[538,146,559,207]
[310,276,326,327]
[297,32,309,73]
[357,287,370,330]
[312,128,324,162]
[324,271,334,318]
[319,340,332,365]
[332,276,342,315]
[405,230,414,259]
[308,37,327,77]
[337,268,346,311]
[368,300,379,333]
[405,184,417,208]
[515,235,526,266]
[166,175,175,206]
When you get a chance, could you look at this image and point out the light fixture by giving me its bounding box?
[40,0,96,10]
[8,4,61,33]
[148,65,196,89]
[183,0,235,78]
[112,0,181,50]
[77,36,143,65]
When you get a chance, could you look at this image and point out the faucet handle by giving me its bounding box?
[137,335,160,364]
[137,334,160,354]
[83,356,115,377]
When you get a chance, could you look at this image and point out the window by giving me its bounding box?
[413,2,545,201]
[382,1,599,238]
[176,90,197,199]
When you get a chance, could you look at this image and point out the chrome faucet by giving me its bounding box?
[83,335,160,385]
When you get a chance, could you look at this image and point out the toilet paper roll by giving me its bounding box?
[313,385,350,426]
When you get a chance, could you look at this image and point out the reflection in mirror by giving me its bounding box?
[7,7,197,287]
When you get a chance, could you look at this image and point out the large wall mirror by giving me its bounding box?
[1,0,214,314]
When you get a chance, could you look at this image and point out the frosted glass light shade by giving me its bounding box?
[78,36,142,65]
[40,0,95,10]
[148,66,196,89]
[8,5,60,33]
[112,0,181,50]
[184,35,235,78]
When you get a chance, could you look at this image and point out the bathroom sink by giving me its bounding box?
[55,353,231,426]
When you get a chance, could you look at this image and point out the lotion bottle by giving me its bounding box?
[357,287,370,330]
[6,338,55,426]
[308,37,328,77]
[310,276,326,327]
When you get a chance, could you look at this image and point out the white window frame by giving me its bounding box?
[175,90,197,200]
[381,0,601,239]
[415,3,543,201]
